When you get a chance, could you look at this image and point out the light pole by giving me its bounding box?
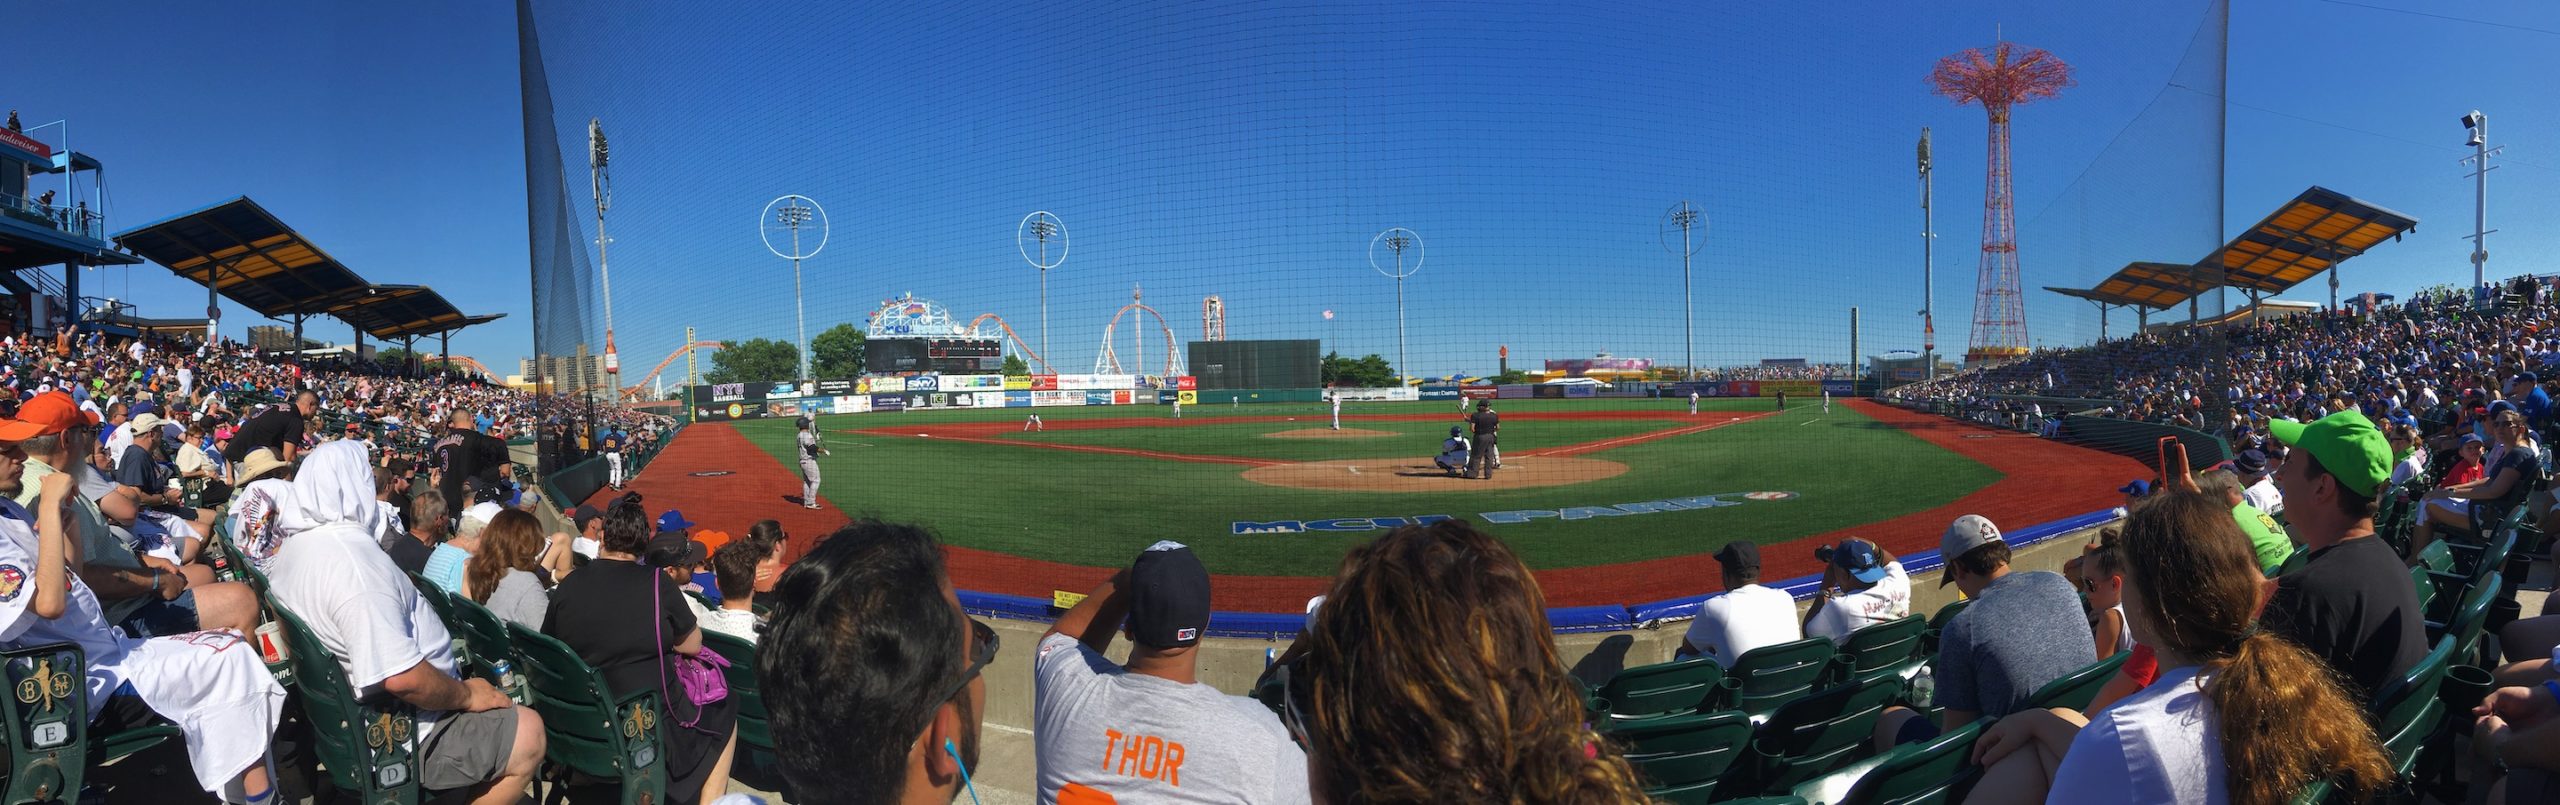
[1370,228,1423,383]
[2461,110,2501,291]
[761,195,829,381]
[589,119,618,390]
[1919,127,1938,382]
[1019,211,1067,368]
[1661,201,1705,380]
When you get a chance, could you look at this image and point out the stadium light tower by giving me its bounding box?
[1931,39,2073,365]
[1662,201,1706,380]
[2461,110,2501,290]
[761,195,829,380]
[589,118,618,386]
[1019,211,1067,362]
[1919,128,1938,381]
[1370,228,1424,382]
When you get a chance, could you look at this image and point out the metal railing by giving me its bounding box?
[0,191,103,241]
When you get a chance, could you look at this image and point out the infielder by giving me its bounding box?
[1688,389,1700,416]
[1172,397,1182,419]
[1024,413,1044,431]
[797,416,828,509]
[1331,393,1343,430]
[1823,390,1832,414]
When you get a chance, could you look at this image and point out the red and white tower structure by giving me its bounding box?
[1929,41,2072,364]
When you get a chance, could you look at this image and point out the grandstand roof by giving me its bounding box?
[111,196,503,340]
[2206,185,2418,295]
[326,284,506,341]
[2045,261,2223,310]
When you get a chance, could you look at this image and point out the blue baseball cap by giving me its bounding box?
[1826,540,1889,585]
[656,509,695,532]
[2118,479,2151,497]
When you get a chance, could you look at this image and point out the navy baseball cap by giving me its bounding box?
[1127,541,1211,648]
[2231,449,2269,476]
[1826,540,1889,585]
[1713,541,1761,572]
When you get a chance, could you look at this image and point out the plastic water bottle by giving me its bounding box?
[1910,667,1936,708]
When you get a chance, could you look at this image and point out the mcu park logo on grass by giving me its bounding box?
[1231,491,1798,535]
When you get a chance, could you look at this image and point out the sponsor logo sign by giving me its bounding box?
[1177,390,1198,405]
[1478,491,1796,524]
[1005,376,1033,390]
[1006,390,1033,407]
[946,374,1005,390]
[1461,386,1498,399]
[1419,385,1462,401]
[1031,375,1059,391]
[1113,390,1133,404]
[835,395,870,413]
[1085,390,1116,406]
[908,375,942,392]
[1177,376,1197,391]
[707,383,749,402]
[870,394,907,412]
[815,379,858,395]
[1032,390,1082,407]
[1232,515,1457,535]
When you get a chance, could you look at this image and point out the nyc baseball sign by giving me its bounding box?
[1232,491,1795,535]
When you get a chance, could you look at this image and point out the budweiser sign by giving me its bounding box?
[0,128,49,159]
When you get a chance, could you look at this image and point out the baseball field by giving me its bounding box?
[601,398,2147,611]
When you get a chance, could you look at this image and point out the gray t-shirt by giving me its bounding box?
[1033,633,1311,804]
[483,568,550,630]
[1933,570,2096,718]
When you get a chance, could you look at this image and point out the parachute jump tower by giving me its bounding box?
[1929,39,2073,364]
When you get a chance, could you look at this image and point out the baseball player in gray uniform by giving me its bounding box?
[797,415,828,509]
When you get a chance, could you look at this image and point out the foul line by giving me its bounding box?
[864,430,1283,466]
[1528,410,1783,458]
[1799,418,1825,426]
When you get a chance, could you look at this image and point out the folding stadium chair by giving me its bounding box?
[700,631,788,796]
[1604,709,1753,804]
[0,642,174,805]
[1917,599,1970,658]
[1713,638,1840,718]
[269,602,423,804]
[2364,636,2451,792]
[508,624,668,805]
[1800,716,1989,805]
[1595,657,1727,723]
[2022,651,2131,713]
[2415,540,2454,574]
[1726,676,1901,796]
[405,572,474,672]
[2408,564,2440,614]
[1824,615,1927,688]
[2445,508,2521,581]
[446,595,522,697]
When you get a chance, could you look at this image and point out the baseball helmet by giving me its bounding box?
[1449,425,1464,437]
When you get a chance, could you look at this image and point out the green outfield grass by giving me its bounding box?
[732,398,1997,575]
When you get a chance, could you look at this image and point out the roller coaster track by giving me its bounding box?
[965,314,1052,374]
[618,341,725,401]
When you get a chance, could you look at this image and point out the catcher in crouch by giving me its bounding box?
[1435,425,1473,476]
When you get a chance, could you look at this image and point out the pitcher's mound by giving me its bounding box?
[1262,428,1396,440]
[1243,456,1628,491]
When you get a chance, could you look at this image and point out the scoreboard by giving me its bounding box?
[870,338,1002,374]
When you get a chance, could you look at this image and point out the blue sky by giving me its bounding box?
[18,1,2560,382]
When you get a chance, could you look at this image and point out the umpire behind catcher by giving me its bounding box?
[1467,400,1500,479]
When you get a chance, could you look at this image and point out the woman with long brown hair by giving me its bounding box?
[463,508,551,628]
[1967,491,2391,805]
[1283,520,1650,803]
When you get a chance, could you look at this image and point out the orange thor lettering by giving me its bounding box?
[1100,730,1187,786]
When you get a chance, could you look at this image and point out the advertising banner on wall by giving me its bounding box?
[1419,385,1461,401]
[870,394,907,412]
[1085,391,1116,406]
[1462,386,1498,399]
[1334,387,1418,402]
[1005,376,1033,390]
[694,383,759,403]
[1565,384,1598,398]
[834,395,871,414]
[1176,376,1197,391]
[868,376,907,393]
[1531,384,1567,399]
[1032,390,1082,407]
[1178,390,1198,405]
[907,375,943,392]
[1762,380,1819,397]
[1112,390,1133,404]
[1725,381,1760,397]
[1820,379,1856,395]
[815,379,858,396]
[695,401,769,421]
[1496,384,1535,399]
[1006,391,1033,407]
[1031,375,1058,391]
[767,399,813,418]
[944,374,1005,390]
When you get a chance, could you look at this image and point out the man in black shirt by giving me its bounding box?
[1466,401,1499,480]
[224,390,316,464]
[2263,410,2425,701]
[433,409,512,523]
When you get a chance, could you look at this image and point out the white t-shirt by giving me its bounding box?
[1804,561,1912,643]
[1033,633,1311,803]
[268,521,462,734]
[2389,450,2427,488]
[0,501,287,794]
[226,478,294,575]
[1681,583,1802,663]
[700,608,759,645]
[2047,665,2224,804]
[2242,478,2282,516]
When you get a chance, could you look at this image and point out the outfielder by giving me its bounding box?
[1172,397,1182,419]
[1331,393,1343,430]
[1823,389,1832,414]
[1688,389,1699,416]
[797,416,828,509]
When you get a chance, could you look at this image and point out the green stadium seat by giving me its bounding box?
[0,642,93,804]
[268,602,423,803]
[1605,709,1752,803]
[405,572,474,671]
[1803,716,1987,805]
[1918,599,1970,657]
[2415,540,2453,574]
[700,631,786,795]
[1728,675,1901,796]
[2022,651,2130,713]
[1596,657,1726,722]
[2366,636,2451,782]
[2272,546,2310,578]
[1825,615,1927,688]
[2408,564,2437,613]
[446,595,522,697]
[507,623,668,805]
[1713,638,1840,718]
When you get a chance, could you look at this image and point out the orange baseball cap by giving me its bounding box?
[0,391,99,441]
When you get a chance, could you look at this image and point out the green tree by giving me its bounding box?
[374,346,416,367]
[704,338,802,383]
[1320,352,1397,388]
[1000,353,1031,376]
[810,323,867,379]
[1487,369,1531,385]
